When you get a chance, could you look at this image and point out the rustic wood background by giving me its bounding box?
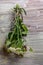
[0,0,43,65]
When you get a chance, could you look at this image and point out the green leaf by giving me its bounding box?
[8,32,12,39]
[21,8,26,15]
[21,24,28,36]
[5,40,11,48]
[16,39,23,48]
[22,32,27,36]
[29,47,33,52]
[22,24,28,32]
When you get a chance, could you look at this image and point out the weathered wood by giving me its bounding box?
[0,1,43,65]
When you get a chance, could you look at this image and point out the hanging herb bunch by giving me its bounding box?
[3,4,30,57]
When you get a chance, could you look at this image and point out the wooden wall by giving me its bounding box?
[0,0,43,54]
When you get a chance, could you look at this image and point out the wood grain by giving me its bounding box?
[0,1,43,65]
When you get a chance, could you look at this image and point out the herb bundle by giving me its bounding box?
[3,4,28,56]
